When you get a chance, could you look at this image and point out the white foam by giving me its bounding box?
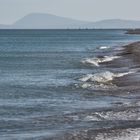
[99,46,110,49]
[82,56,121,67]
[79,70,136,83]
[79,83,116,89]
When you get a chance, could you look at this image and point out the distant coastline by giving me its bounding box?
[126,29,140,34]
[1,13,140,29]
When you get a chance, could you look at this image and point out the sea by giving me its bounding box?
[0,29,140,140]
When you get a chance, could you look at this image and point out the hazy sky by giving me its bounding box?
[0,0,140,24]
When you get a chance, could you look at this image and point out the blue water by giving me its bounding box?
[0,29,140,139]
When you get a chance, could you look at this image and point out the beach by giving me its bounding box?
[47,35,140,140]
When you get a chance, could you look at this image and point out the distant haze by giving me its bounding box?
[0,0,140,24]
[1,13,140,29]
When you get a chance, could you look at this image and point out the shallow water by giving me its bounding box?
[0,29,140,139]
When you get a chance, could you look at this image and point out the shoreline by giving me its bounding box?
[0,29,140,140]
[122,41,140,57]
[47,41,140,140]
[112,41,140,87]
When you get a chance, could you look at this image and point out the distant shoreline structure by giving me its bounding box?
[126,29,140,34]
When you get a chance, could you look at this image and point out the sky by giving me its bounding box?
[0,0,140,24]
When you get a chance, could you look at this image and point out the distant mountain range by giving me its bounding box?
[1,13,140,29]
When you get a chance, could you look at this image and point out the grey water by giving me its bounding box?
[0,29,140,140]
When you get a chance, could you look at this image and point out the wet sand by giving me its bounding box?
[113,41,140,87]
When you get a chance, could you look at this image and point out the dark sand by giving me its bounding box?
[113,42,140,87]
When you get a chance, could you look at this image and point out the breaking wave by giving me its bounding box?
[82,56,121,67]
[77,70,136,89]
[99,46,110,49]
[79,71,135,83]
[76,82,116,89]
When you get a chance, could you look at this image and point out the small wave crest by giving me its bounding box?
[79,71,135,83]
[77,70,136,89]
[82,56,121,67]
[76,83,116,89]
[99,46,110,49]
